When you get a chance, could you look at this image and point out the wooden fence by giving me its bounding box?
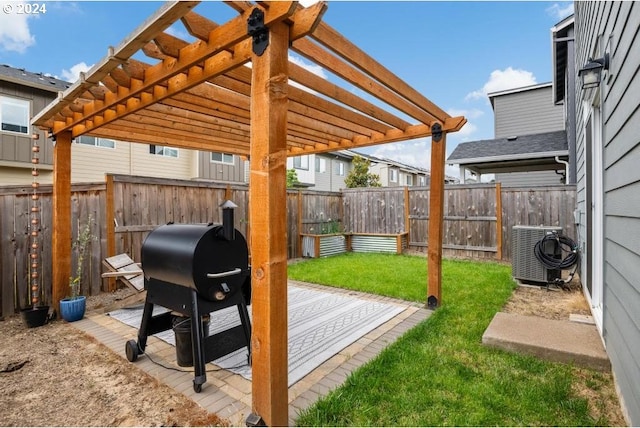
[108,176,342,269]
[0,175,576,317]
[342,184,576,260]
[1,183,107,318]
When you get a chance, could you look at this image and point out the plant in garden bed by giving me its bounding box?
[320,218,342,235]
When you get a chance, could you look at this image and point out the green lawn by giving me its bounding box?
[288,253,613,426]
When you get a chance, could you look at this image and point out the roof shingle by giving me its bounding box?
[0,64,71,92]
[447,130,567,162]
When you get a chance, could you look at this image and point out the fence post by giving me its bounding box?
[404,186,410,238]
[105,174,117,291]
[495,182,503,260]
[297,190,303,258]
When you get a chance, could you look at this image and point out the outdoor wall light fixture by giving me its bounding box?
[578,53,609,89]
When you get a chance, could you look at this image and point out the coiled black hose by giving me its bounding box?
[534,232,580,270]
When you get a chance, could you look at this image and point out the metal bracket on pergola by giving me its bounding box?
[32,1,465,425]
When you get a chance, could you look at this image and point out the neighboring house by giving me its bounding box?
[287,150,435,191]
[287,151,353,191]
[313,151,353,191]
[1,64,248,186]
[0,64,69,185]
[367,153,432,187]
[448,83,570,186]
[447,130,569,185]
[552,14,577,184]
[572,2,640,425]
[197,151,248,184]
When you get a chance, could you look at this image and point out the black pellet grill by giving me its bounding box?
[124,202,251,393]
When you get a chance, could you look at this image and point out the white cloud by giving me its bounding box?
[289,53,328,79]
[370,139,431,170]
[61,62,93,82]
[447,107,484,120]
[465,67,537,101]
[445,108,482,140]
[0,2,36,53]
[547,3,574,20]
[456,121,478,139]
[165,25,191,42]
[446,164,460,180]
[288,53,328,94]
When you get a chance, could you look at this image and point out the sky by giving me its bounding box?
[0,0,574,179]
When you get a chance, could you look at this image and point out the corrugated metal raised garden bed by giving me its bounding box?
[300,232,408,258]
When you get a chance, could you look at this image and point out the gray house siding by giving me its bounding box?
[493,85,565,138]
[1,81,54,167]
[198,152,246,183]
[576,1,640,424]
[495,170,565,187]
[329,157,350,191]
[313,154,333,191]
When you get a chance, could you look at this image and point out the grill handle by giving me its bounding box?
[207,268,242,279]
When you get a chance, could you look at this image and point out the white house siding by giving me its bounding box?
[329,157,349,191]
[493,85,565,138]
[370,163,390,186]
[576,1,640,424]
[313,154,333,191]
[287,155,315,186]
[72,142,196,182]
[71,141,133,182]
[0,167,52,185]
[130,144,196,180]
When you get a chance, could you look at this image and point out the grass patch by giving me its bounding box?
[289,253,611,426]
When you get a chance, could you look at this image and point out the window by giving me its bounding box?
[389,169,398,182]
[336,161,345,176]
[419,176,426,186]
[76,135,115,149]
[405,175,413,186]
[293,155,309,170]
[315,157,327,173]
[211,152,234,164]
[149,145,178,158]
[0,96,30,134]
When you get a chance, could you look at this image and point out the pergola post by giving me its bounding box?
[427,123,447,309]
[248,19,290,427]
[51,130,72,314]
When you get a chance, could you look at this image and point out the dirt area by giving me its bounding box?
[502,275,592,321]
[0,278,627,426]
[0,289,227,427]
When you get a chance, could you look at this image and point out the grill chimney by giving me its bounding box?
[220,200,237,241]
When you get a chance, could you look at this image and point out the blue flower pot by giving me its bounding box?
[59,296,86,322]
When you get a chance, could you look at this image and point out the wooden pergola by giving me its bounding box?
[33,1,465,425]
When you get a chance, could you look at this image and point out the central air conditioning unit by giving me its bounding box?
[512,225,562,283]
